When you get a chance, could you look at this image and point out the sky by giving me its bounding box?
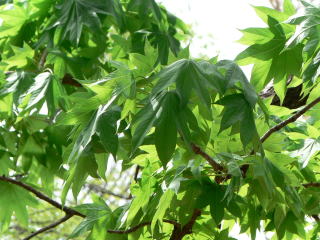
[157,0,273,60]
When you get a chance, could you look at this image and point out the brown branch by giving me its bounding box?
[241,96,320,177]
[191,143,224,172]
[107,219,180,234]
[169,209,201,240]
[134,165,140,182]
[0,176,86,239]
[38,49,48,69]
[22,214,73,240]
[191,97,320,182]
[62,74,82,87]
[312,215,320,222]
[269,0,281,10]
[0,176,85,218]
[260,97,320,143]
[303,182,320,188]
[87,183,132,200]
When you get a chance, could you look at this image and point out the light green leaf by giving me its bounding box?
[127,165,157,225]
[292,138,320,168]
[2,44,34,71]
[151,189,175,231]
[0,181,37,230]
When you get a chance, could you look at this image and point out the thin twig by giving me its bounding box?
[134,165,140,182]
[0,176,84,218]
[269,0,281,10]
[22,214,73,240]
[87,183,132,200]
[38,49,48,69]
[107,219,180,234]
[128,165,141,199]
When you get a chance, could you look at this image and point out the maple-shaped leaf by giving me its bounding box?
[0,181,37,231]
[52,0,124,45]
[216,93,259,146]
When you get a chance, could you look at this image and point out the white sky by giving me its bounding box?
[158,0,273,59]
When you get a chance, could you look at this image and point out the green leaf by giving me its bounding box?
[0,71,35,106]
[253,5,291,24]
[0,181,37,231]
[292,138,320,168]
[63,152,98,202]
[151,189,175,231]
[216,94,258,146]
[96,107,121,158]
[132,94,163,153]
[286,1,320,48]
[155,92,178,166]
[248,204,260,240]
[69,203,111,238]
[68,98,117,163]
[209,184,226,225]
[53,0,124,45]
[127,165,157,225]
[0,5,29,37]
[2,43,34,71]
[238,28,274,45]
[283,0,296,16]
[216,60,258,106]
[153,59,229,118]
[24,72,55,111]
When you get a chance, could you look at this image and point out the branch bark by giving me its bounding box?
[107,219,181,234]
[241,96,320,177]
[22,214,73,240]
[0,176,85,239]
[169,209,201,240]
[87,183,132,200]
[191,143,224,172]
[303,182,320,188]
[260,97,320,143]
[0,176,84,218]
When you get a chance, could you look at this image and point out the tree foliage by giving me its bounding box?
[0,0,319,240]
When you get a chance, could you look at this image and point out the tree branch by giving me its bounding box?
[191,143,224,172]
[134,165,140,182]
[260,97,320,143]
[38,49,48,70]
[86,183,132,200]
[241,96,320,177]
[107,219,180,234]
[0,176,86,239]
[0,176,85,218]
[22,214,73,240]
[169,209,201,240]
[269,0,281,11]
[303,182,320,188]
